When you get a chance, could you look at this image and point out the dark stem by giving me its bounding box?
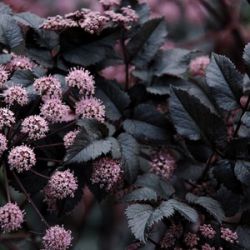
[197,153,216,183]
[46,121,76,138]
[34,143,64,149]
[3,166,10,202]
[30,169,50,179]
[233,95,250,137]
[37,157,63,164]
[0,232,31,241]
[148,237,161,249]
[12,171,49,228]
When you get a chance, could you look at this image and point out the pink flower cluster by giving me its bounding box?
[220,227,238,243]
[75,97,105,123]
[189,55,210,77]
[21,115,49,140]
[40,99,71,123]
[105,6,138,29]
[78,10,109,34]
[40,15,78,30]
[0,66,9,88]
[8,145,36,172]
[41,5,138,33]
[199,224,216,239]
[0,133,8,156]
[91,157,123,192]
[4,86,29,106]
[44,170,78,210]
[0,202,24,233]
[184,232,199,247]
[150,149,176,180]
[65,68,95,95]
[160,232,176,249]
[42,225,72,250]
[34,76,62,101]
[9,55,34,71]
[0,108,15,130]
[63,130,80,148]
[202,243,216,250]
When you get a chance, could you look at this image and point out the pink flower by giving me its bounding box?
[8,145,36,172]
[40,99,71,123]
[150,149,176,180]
[42,225,72,250]
[0,133,8,156]
[189,55,210,76]
[41,15,77,30]
[160,232,176,249]
[78,10,109,34]
[0,66,9,87]
[65,68,95,95]
[120,6,138,28]
[0,108,15,130]
[202,243,215,250]
[199,224,216,239]
[75,97,105,123]
[33,76,62,101]
[63,130,80,149]
[0,202,24,233]
[220,227,238,243]
[9,55,34,71]
[184,232,199,247]
[21,115,49,140]
[4,86,29,106]
[91,157,123,192]
[169,223,183,238]
[44,170,78,200]
[105,6,138,29]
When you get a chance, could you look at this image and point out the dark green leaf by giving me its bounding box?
[15,12,44,29]
[147,201,175,227]
[10,70,35,87]
[62,32,119,66]
[126,204,153,242]
[127,18,167,67]
[123,119,169,143]
[186,193,225,223]
[169,87,227,149]
[153,49,195,78]
[206,53,243,111]
[168,199,198,223]
[136,173,175,199]
[0,14,23,48]
[118,133,139,183]
[243,43,250,78]
[0,54,11,64]
[237,226,250,249]
[242,112,250,127]
[124,187,157,202]
[133,104,167,127]
[96,79,130,121]
[0,3,12,14]
[213,160,241,191]
[66,139,112,164]
[234,160,250,186]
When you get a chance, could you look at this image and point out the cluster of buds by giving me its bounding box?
[40,6,138,32]
[150,148,176,180]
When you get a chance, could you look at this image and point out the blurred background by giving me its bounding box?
[1,0,250,249]
[3,0,250,69]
